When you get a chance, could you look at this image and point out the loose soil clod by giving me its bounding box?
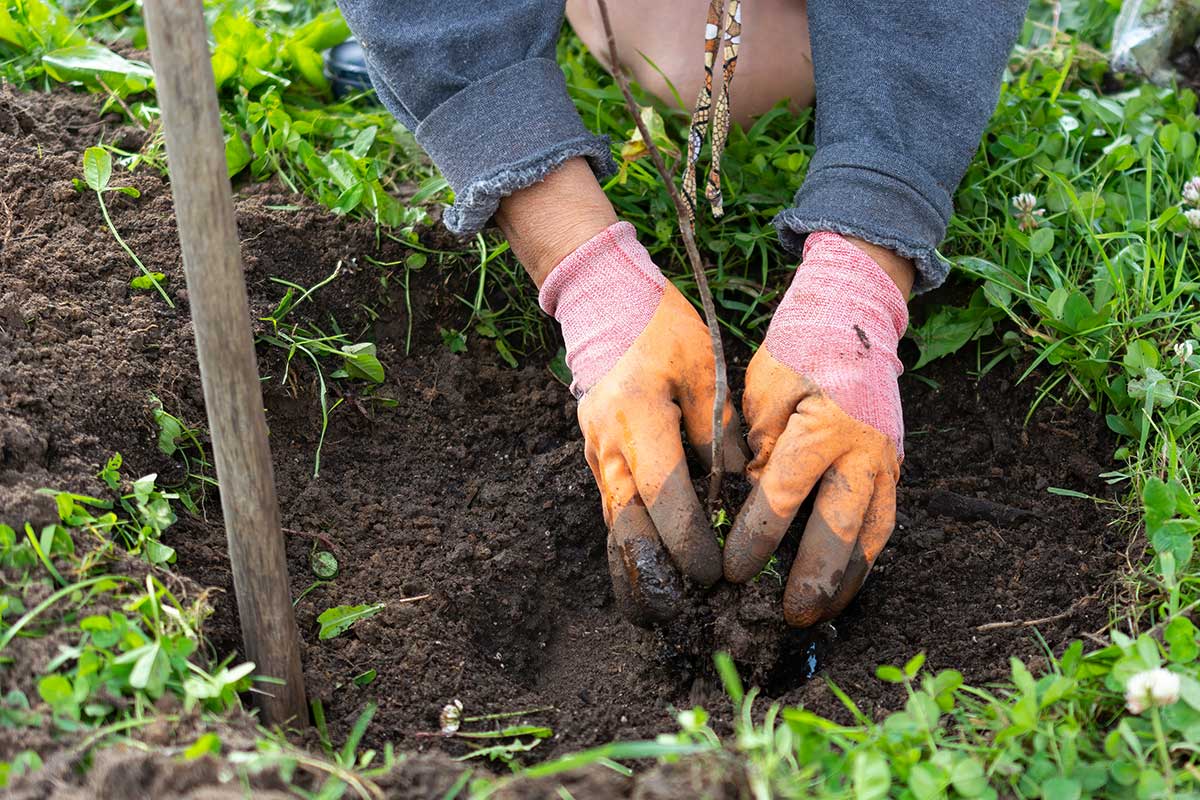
[1,86,1123,782]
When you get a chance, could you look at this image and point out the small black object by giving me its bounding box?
[324,38,377,102]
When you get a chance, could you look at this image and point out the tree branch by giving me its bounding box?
[595,0,729,506]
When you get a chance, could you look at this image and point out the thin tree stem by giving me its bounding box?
[595,0,728,507]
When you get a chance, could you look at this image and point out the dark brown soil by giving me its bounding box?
[0,86,1124,795]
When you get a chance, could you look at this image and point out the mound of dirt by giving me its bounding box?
[1,85,1125,793]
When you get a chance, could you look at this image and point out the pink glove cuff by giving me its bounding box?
[763,232,909,458]
[539,221,666,398]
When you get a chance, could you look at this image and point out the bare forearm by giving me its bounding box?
[494,158,617,288]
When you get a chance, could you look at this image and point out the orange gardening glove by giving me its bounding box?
[723,232,909,627]
[541,222,744,626]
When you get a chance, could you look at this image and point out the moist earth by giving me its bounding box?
[0,87,1125,796]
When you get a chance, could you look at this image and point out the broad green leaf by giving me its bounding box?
[949,756,987,796]
[908,762,949,800]
[1165,617,1199,663]
[323,149,361,192]
[1149,519,1193,568]
[349,125,378,158]
[1059,291,1094,333]
[852,751,890,800]
[1128,368,1177,410]
[1122,339,1159,374]
[875,664,904,683]
[1142,478,1174,522]
[909,294,998,370]
[43,45,153,93]
[131,272,166,291]
[1011,656,1035,696]
[1042,776,1081,800]
[310,550,339,579]
[340,342,384,383]
[37,675,73,708]
[289,8,352,52]
[225,132,251,176]
[1028,226,1055,255]
[441,328,467,354]
[82,147,111,192]
[144,539,176,565]
[129,643,162,689]
[904,652,926,678]
[286,43,327,89]
[331,183,365,215]
[184,733,222,760]
[1178,675,1200,711]
[317,603,384,640]
[132,474,157,504]
[1136,769,1165,798]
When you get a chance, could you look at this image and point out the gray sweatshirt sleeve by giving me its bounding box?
[774,1,1029,292]
[336,0,615,235]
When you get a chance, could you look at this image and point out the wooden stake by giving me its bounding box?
[143,0,307,726]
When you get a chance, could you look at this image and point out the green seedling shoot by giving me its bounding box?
[317,603,385,640]
[258,264,386,476]
[80,147,173,307]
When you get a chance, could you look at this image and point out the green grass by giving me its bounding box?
[3,0,1200,796]
[257,263,388,476]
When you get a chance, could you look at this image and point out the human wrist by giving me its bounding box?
[494,157,618,287]
[764,231,908,456]
[842,236,916,297]
[538,222,666,396]
[772,233,908,346]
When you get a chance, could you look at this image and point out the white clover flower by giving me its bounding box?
[439,699,464,735]
[1175,340,1196,365]
[1125,668,1181,714]
[1012,193,1046,231]
[1183,176,1200,206]
[1012,193,1039,213]
[1186,208,1200,229]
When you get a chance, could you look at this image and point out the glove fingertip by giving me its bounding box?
[608,507,686,626]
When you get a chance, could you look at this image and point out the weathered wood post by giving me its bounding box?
[142,0,307,726]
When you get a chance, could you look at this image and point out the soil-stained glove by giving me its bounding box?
[723,232,908,627]
[541,221,744,626]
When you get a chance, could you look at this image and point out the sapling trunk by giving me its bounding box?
[594,0,730,508]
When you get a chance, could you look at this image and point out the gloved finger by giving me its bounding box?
[723,406,844,583]
[582,435,630,529]
[740,356,823,482]
[619,405,722,585]
[683,394,748,475]
[585,432,686,623]
[781,450,877,628]
[607,500,685,626]
[817,466,898,623]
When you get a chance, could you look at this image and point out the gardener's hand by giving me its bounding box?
[540,221,744,626]
[493,159,740,625]
[723,232,911,628]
